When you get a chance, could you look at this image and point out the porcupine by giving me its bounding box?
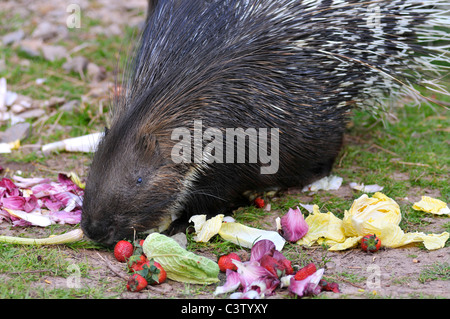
[81,0,449,246]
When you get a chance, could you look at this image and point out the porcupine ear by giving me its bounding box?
[137,133,161,156]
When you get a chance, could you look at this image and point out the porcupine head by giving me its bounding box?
[81,0,449,246]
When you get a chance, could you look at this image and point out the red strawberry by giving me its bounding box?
[148,261,167,285]
[134,260,167,285]
[126,274,148,292]
[280,259,294,275]
[294,263,317,281]
[114,240,134,262]
[218,253,241,272]
[319,279,340,293]
[127,254,148,272]
[254,198,265,208]
[260,254,287,278]
[361,234,381,253]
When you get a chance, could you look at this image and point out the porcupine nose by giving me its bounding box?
[81,215,117,246]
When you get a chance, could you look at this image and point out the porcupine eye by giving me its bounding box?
[136,177,143,185]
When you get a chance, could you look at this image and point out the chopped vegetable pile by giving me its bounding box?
[0,173,83,227]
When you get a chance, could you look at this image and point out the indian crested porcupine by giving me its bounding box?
[81,0,449,246]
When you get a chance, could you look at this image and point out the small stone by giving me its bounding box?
[19,39,43,57]
[171,233,188,249]
[0,122,31,143]
[13,94,34,109]
[63,56,89,73]
[41,45,67,62]
[60,100,80,112]
[5,91,18,107]
[31,21,58,41]
[2,29,25,46]
[17,108,45,119]
[86,62,106,82]
[11,104,26,113]
[43,96,66,108]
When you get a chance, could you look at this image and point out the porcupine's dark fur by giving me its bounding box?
[81,0,449,246]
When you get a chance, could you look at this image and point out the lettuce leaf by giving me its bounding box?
[142,233,219,284]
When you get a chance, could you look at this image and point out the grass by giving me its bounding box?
[342,104,449,195]
[0,240,122,299]
[418,262,450,284]
[0,244,69,298]
[333,271,367,284]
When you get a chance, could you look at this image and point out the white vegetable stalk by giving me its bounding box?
[0,140,20,154]
[0,229,84,245]
[41,132,103,155]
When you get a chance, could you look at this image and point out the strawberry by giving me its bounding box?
[361,234,381,253]
[127,254,148,272]
[319,279,340,293]
[114,240,134,262]
[127,273,148,292]
[218,253,241,272]
[125,238,148,271]
[280,259,294,275]
[254,198,265,208]
[134,260,167,285]
[148,261,167,285]
[260,254,287,278]
[294,263,317,281]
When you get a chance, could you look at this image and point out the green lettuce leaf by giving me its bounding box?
[142,233,219,284]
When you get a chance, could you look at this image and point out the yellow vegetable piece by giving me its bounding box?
[67,172,86,189]
[363,221,449,250]
[297,193,449,251]
[9,139,20,150]
[412,196,449,215]
[189,215,207,233]
[190,214,286,250]
[343,192,401,237]
[218,222,285,251]
[189,214,224,242]
[297,205,346,247]
[328,236,362,251]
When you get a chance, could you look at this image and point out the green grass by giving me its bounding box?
[334,271,367,284]
[0,222,110,299]
[418,262,450,284]
[0,240,121,299]
[0,244,69,298]
[342,103,449,195]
